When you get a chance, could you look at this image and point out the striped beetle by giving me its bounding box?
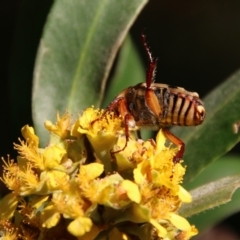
[102,33,205,162]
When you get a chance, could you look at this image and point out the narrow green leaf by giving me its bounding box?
[188,189,240,232]
[172,70,240,182]
[179,175,240,218]
[180,155,240,232]
[32,0,148,146]
[185,155,240,190]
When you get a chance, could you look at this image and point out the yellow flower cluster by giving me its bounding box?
[0,108,197,240]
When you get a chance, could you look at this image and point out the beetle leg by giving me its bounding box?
[91,97,135,156]
[141,33,158,87]
[105,97,124,112]
[110,113,131,156]
[91,97,124,127]
[162,128,185,163]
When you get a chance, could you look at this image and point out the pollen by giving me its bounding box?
[1,156,20,192]
[14,139,44,170]
[18,162,39,195]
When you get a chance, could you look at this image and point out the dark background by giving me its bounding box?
[1,0,240,239]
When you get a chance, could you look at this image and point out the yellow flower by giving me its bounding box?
[0,226,18,240]
[0,192,18,220]
[75,107,123,172]
[14,138,44,170]
[43,145,66,169]
[40,170,69,192]
[21,125,39,147]
[108,130,196,239]
[1,156,21,193]
[51,181,86,219]
[113,133,139,172]
[176,225,198,240]
[121,180,141,203]
[44,111,72,139]
[79,171,135,209]
[41,202,61,228]
[67,216,93,237]
[18,161,39,195]
[79,162,104,182]
[0,109,197,240]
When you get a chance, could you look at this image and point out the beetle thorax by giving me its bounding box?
[125,83,161,129]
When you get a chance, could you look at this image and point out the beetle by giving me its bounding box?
[98,33,205,163]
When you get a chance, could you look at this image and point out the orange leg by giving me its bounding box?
[91,97,133,156]
[162,128,185,163]
[110,113,131,156]
[110,98,137,155]
[91,97,124,127]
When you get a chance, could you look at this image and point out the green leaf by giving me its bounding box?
[185,155,240,190]
[179,155,240,232]
[172,70,240,182]
[180,175,240,218]
[191,189,240,234]
[32,0,148,146]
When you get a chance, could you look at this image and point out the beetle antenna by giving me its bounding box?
[141,32,158,88]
